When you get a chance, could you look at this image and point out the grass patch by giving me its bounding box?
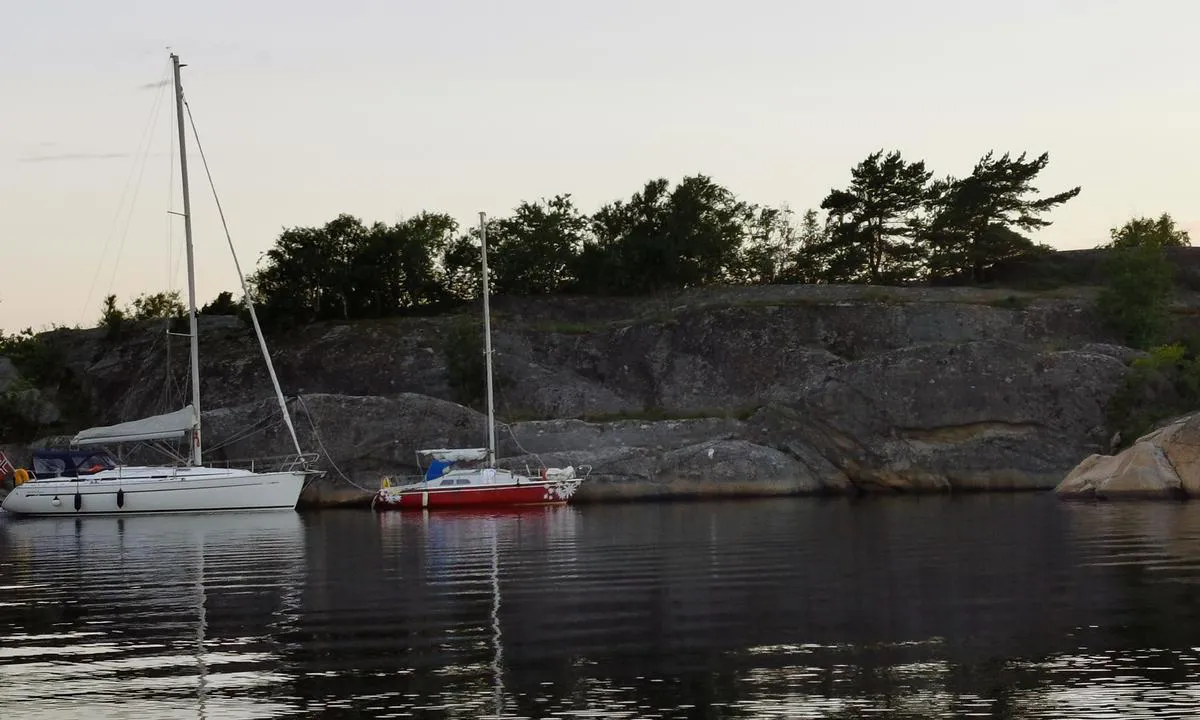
[985,294,1029,311]
[535,321,598,335]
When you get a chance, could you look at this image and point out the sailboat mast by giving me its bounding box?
[172,53,203,466]
[479,212,497,468]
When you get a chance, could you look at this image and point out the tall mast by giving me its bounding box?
[479,212,497,468]
[172,53,202,466]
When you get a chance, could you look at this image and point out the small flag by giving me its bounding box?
[0,451,14,477]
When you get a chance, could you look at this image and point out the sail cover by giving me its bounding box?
[72,405,198,446]
[417,447,488,462]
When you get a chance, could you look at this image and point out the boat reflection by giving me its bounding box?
[375,506,580,718]
[0,512,306,720]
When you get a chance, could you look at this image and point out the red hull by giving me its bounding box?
[373,481,572,510]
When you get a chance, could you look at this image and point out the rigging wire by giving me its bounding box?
[181,97,304,457]
[295,394,377,494]
[77,59,172,326]
[103,87,169,311]
[162,92,177,413]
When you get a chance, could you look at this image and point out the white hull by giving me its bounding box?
[0,466,309,517]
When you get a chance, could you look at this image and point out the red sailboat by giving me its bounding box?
[372,213,589,511]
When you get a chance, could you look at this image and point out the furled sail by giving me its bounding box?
[72,405,198,446]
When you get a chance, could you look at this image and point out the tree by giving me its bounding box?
[1107,212,1191,250]
[487,195,589,295]
[1096,216,1182,349]
[349,212,459,315]
[441,232,483,302]
[924,151,1081,282]
[819,150,931,284]
[129,290,185,320]
[200,291,241,316]
[737,204,799,285]
[785,208,831,283]
[99,294,125,336]
[250,214,366,325]
[250,212,458,325]
[575,175,755,294]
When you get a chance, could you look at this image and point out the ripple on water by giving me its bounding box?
[5,497,1200,717]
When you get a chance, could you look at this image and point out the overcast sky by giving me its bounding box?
[2,0,1197,331]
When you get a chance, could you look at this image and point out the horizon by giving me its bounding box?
[4,0,1199,332]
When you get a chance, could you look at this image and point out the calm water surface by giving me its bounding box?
[3,495,1200,718]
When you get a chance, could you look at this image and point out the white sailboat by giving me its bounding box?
[1,53,322,517]
[373,213,588,510]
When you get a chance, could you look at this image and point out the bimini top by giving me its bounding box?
[417,448,488,462]
[32,449,117,478]
[71,405,198,447]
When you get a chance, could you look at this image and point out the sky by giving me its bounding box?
[2,0,1198,332]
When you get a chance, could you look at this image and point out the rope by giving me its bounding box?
[497,421,545,469]
[294,395,378,494]
[78,60,172,327]
[498,419,593,479]
[203,411,283,453]
[181,98,305,458]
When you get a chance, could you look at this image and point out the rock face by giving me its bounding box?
[17,284,1154,505]
[1056,413,1200,500]
[0,355,62,431]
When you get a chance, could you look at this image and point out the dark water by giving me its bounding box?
[4,496,1200,718]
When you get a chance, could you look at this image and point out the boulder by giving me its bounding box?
[1056,413,1200,500]
[1056,442,1184,499]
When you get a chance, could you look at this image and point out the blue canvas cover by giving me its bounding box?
[32,450,117,478]
[424,458,454,481]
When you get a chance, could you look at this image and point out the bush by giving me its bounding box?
[1096,244,1174,350]
[0,329,70,389]
[1107,343,1200,448]
[442,317,487,409]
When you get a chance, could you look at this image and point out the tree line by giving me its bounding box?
[208,148,1081,327]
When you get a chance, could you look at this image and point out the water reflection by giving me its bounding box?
[0,512,305,720]
[5,497,1200,717]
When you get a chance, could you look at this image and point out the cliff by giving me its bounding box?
[6,283,1193,506]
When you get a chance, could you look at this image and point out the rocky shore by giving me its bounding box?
[5,283,1196,507]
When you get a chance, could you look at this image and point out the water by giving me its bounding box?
[3,495,1200,718]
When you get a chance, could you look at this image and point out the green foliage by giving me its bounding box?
[200,291,241,315]
[0,328,70,389]
[129,290,185,320]
[785,208,831,283]
[925,151,1081,282]
[99,294,126,338]
[489,195,588,295]
[819,150,932,284]
[250,212,459,327]
[1107,343,1200,448]
[1096,245,1173,349]
[175,154,1079,329]
[1108,212,1191,250]
[1095,215,1186,350]
[0,328,88,440]
[442,317,487,409]
[733,205,793,285]
[575,175,757,293]
[97,290,187,339]
[989,294,1028,311]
